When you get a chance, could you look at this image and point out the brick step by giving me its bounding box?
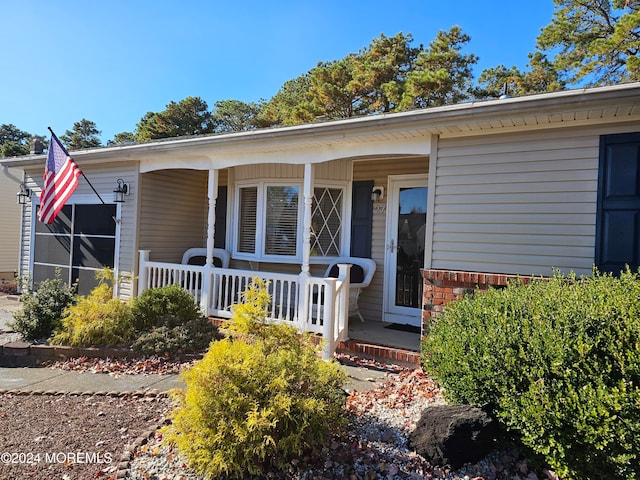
[337,338,421,367]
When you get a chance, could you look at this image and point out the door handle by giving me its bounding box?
[388,239,395,252]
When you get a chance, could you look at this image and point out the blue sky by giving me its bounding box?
[2,1,556,144]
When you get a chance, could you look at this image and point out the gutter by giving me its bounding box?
[1,82,640,169]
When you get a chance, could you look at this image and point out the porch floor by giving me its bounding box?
[339,319,422,366]
[348,320,421,351]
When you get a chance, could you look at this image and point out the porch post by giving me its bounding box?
[138,250,150,295]
[206,169,218,267]
[299,163,314,326]
[201,169,218,316]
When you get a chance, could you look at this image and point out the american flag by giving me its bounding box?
[38,134,82,224]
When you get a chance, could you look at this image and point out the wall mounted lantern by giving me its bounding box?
[16,183,31,205]
[371,186,384,202]
[113,179,129,203]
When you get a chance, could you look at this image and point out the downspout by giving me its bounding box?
[2,165,26,290]
[2,165,23,185]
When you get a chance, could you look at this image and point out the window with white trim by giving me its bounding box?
[265,185,299,256]
[234,182,347,262]
[237,186,257,253]
[311,187,343,257]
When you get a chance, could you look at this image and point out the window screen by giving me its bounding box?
[33,204,117,295]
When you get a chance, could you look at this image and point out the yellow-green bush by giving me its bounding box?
[164,279,348,478]
[51,273,134,347]
[422,268,640,479]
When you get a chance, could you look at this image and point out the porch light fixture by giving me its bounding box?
[371,186,384,202]
[113,179,129,203]
[16,183,31,205]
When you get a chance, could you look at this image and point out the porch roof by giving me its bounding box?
[2,82,640,171]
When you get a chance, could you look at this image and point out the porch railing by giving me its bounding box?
[138,250,350,359]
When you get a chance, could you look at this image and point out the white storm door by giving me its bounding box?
[383,175,428,326]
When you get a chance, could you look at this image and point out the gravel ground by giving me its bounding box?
[125,363,556,480]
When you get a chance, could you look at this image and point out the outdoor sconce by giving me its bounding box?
[16,183,31,205]
[113,179,129,203]
[371,186,384,202]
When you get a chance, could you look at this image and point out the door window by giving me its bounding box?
[395,186,427,308]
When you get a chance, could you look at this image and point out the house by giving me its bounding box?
[0,167,22,285]
[1,83,639,358]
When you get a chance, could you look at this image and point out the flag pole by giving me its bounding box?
[48,127,105,205]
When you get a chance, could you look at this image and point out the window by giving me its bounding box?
[265,186,299,255]
[234,182,346,262]
[33,203,117,295]
[311,187,343,257]
[237,186,257,253]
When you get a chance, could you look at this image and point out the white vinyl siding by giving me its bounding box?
[430,127,611,277]
[0,173,21,277]
[138,169,208,264]
[233,159,352,182]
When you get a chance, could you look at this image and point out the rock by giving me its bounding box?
[408,404,498,469]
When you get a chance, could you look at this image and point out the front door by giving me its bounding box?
[383,175,428,326]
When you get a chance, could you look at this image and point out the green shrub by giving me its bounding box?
[10,273,76,341]
[132,316,218,355]
[130,284,202,332]
[164,278,347,478]
[51,274,134,347]
[422,269,640,479]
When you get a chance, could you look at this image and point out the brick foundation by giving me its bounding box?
[421,268,534,334]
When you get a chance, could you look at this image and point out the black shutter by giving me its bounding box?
[596,133,640,274]
[350,180,374,258]
[215,186,227,249]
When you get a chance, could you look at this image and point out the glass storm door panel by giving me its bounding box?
[384,177,428,326]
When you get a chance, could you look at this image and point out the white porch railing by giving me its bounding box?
[138,250,350,360]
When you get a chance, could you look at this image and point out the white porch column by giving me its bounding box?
[206,169,218,267]
[138,250,150,295]
[298,163,314,325]
[301,163,314,275]
[201,169,218,316]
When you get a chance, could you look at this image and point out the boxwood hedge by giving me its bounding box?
[422,268,640,480]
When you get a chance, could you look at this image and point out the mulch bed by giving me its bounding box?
[0,392,171,480]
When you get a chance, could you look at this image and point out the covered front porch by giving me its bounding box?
[137,162,360,359]
[133,127,431,359]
